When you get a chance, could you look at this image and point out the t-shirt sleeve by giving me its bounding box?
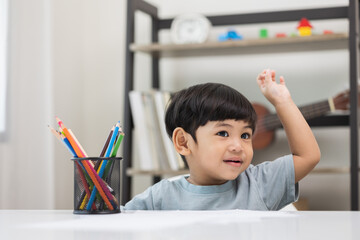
[249,154,299,210]
[122,186,155,210]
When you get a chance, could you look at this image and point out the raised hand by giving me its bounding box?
[256,69,291,107]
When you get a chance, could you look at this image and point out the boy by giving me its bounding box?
[123,69,320,210]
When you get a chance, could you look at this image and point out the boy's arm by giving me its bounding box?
[257,69,321,183]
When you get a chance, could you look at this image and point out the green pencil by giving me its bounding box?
[103,132,124,178]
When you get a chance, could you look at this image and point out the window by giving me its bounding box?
[0,0,8,141]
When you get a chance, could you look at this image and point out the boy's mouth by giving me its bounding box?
[223,159,243,167]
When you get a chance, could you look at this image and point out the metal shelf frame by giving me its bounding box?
[123,0,359,210]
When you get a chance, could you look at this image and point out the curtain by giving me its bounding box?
[0,0,55,209]
[0,0,8,139]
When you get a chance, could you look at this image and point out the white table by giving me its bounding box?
[1,210,359,240]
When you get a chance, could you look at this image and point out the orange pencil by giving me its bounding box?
[68,129,89,158]
[48,125,96,210]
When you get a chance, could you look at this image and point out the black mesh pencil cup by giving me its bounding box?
[71,157,122,214]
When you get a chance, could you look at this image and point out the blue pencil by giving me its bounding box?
[62,136,77,157]
[86,121,120,211]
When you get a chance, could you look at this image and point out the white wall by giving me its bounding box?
[51,0,126,209]
[0,0,56,209]
[0,0,126,210]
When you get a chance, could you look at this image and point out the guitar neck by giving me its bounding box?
[262,99,331,131]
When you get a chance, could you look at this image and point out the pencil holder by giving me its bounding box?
[71,157,122,214]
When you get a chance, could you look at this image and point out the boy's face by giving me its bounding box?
[186,119,254,185]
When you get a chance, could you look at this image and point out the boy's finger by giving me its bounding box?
[256,75,265,87]
[271,70,276,81]
[279,76,285,85]
[256,76,263,84]
[257,73,265,81]
[265,69,272,82]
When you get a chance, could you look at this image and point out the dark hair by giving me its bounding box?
[165,83,257,143]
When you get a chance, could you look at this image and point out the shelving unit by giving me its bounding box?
[122,0,359,210]
[129,33,348,55]
[126,166,360,176]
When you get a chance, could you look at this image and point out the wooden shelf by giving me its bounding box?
[126,166,359,176]
[130,33,348,57]
[127,168,189,176]
[311,167,357,174]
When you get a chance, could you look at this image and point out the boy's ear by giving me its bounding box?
[172,127,191,156]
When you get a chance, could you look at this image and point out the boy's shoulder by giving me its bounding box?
[244,154,294,176]
[149,176,185,191]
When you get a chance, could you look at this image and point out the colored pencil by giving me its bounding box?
[100,126,115,157]
[99,130,124,210]
[96,127,116,174]
[104,131,124,178]
[61,134,77,157]
[48,125,96,210]
[68,129,88,158]
[60,131,97,210]
[48,125,62,142]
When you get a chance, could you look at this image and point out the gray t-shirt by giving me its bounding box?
[123,154,298,211]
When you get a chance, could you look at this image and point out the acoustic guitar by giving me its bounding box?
[252,90,352,150]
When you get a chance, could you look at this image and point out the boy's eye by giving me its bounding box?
[241,133,251,139]
[217,131,229,137]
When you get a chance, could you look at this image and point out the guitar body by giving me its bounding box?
[252,103,275,150]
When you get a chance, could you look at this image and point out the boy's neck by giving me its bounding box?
[186,176,228,186]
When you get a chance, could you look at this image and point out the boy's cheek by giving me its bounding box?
[247,148,254,161]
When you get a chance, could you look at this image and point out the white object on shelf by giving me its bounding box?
[170,13,212,44]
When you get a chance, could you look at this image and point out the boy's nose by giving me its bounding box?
[230,138,243,152]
